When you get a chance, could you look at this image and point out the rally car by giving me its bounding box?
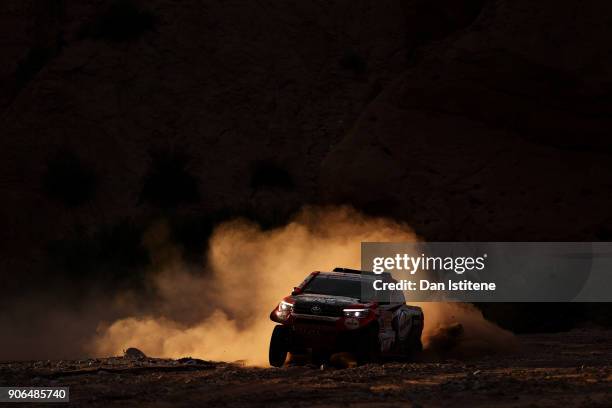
[269,267,424,367]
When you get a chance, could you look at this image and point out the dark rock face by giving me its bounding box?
[320,1,612,243]
[0,0,440,290]
[314,1,612,331]
[1,0,611,332]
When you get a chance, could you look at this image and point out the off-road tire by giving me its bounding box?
[399,318,423,358]
[269,325,290,367]
[410,330,423,354]
[407,319,423,356]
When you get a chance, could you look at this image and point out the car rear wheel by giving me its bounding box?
[269,325,290,367]
[405,318,423,356]
[410,330,423,354]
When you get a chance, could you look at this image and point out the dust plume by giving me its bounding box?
[90,206,515,365]
[417,302,518,357]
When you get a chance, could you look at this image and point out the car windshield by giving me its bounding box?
[301,276,362,298]
[300,274,404,303]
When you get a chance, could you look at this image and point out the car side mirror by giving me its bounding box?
[291,287,302,296]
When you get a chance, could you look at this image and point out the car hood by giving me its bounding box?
[292,293,360,306]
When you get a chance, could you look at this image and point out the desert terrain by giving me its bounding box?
[1,328,610,407]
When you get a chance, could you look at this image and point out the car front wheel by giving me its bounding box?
[269,325,290,367]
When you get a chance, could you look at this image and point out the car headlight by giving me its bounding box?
[343,308,369,318]
[279,300,294,311]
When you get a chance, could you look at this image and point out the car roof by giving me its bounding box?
[316,271,392,281]
[318,271,368,280]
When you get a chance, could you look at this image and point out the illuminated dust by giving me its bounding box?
[91,206,516,365]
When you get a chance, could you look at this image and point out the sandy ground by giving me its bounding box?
[0,328,610,407]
